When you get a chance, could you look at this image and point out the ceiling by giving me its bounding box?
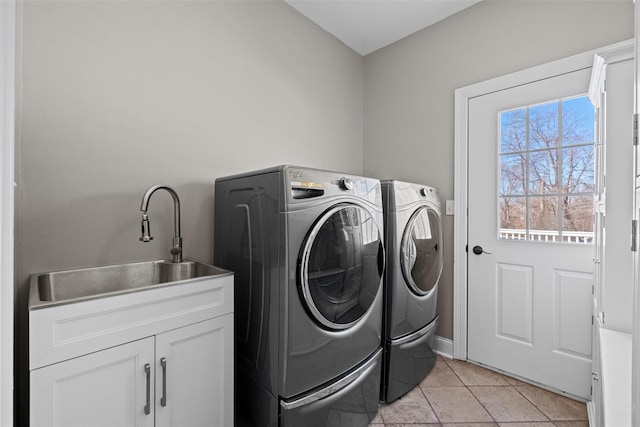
[285,0,482,56]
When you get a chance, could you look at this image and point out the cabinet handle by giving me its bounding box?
[144,363,151,415]
[160,357,167,407]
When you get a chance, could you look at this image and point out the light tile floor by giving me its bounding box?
[370,356,589,427]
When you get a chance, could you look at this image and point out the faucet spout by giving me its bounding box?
[139,185,183,263]
[140,213,153,242]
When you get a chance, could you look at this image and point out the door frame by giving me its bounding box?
[634,4,640,425]
[452,41,632,360]
[0,0,14,425]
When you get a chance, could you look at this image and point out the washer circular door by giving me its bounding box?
[299,203,384,330]
[401,206,443,296]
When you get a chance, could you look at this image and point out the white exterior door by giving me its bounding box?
[467,67,594,399]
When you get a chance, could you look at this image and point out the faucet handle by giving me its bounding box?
[170,237,183,263]
[140,213,153,242]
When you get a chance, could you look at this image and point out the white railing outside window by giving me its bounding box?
[499,228,593,244]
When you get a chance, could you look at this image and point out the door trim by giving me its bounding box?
[0,1,14,425]
[633,5,640,424]
[452,39,633,360]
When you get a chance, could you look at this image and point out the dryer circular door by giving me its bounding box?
[299,203,384,330]
[401,206,443,296]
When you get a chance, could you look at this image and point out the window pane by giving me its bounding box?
[529,149,558,194]
[562,97,595,146]
[529,196,559,239]
[500,153,526,195]
[500,108,526,153]
[529,101,559,150]
[562,195,594,233]
[499,197,526,240]
[562,145,594,193]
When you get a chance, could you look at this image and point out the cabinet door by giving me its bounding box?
[155,314,234,427]
[30,337,155,427]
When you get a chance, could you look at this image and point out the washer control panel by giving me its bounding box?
[286,167,381,204]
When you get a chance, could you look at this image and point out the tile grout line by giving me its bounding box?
[415,373,442,425]
[511,383,554,422]
[438,357,499,424]
[509,383,588,423]
[468,384,554,425]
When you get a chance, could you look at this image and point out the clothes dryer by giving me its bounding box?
[214,166,385,427]
[381,180,443,403]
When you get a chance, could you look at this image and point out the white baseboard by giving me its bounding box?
[435,335,453,359]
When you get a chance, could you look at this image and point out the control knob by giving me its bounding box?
[339,177,354,191]
[420,188,429,197]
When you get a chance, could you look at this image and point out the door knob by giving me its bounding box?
[472,245,492,255]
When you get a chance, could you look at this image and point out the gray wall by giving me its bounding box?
[15,1,363,422]
[17,0,363,279]
[363,0,634,340]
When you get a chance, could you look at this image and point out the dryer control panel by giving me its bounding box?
[389,180,441,208]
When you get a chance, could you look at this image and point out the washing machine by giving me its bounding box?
[214,165,385,427]
[380,180,443,403]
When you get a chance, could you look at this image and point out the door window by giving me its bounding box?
[300,204,383,330]
[499,95,595,243]
[401,207,443,295]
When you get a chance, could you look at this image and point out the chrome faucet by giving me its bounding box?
[139,185,183,263]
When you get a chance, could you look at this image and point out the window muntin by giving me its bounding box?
[498,95,594,244]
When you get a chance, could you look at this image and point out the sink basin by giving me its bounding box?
[29,260,230,309]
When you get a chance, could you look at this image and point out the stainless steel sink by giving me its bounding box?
[29,260,230,309]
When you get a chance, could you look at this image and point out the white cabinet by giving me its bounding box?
[29,271,234,427]
[31,316,233,427]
